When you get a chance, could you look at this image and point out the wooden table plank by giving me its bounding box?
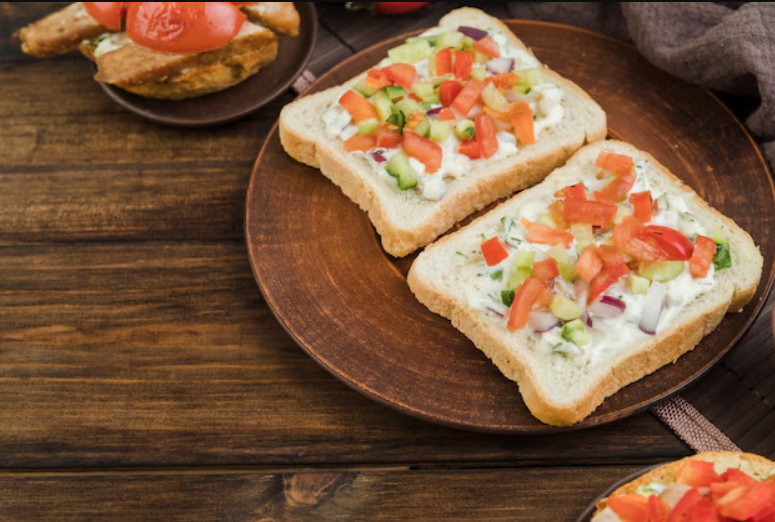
[0,465,645,522]
[0,242,689,469]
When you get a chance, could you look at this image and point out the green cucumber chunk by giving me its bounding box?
[547,245,577,282]
[357,119,379,136]
[385,85,406,101]
[454,119,476,141]
[472,50,490,64]
[513,67,543,92]
[627,275,651,295]
[414,119,431,139]
[429,121,451,143]
[561,319,591,346]
[507,251,536,289]
[461,35,476,51]
[435,31,465,50]
[550,295,583,321]
[385,151,417,190]
[372,90,394,122]
[405,35,438,46]
[570,223,594,257]
[393,98,425,119]
[471,67,487,82]
[637,260,685,282]
[388,40,432,64]
[353,78,379,98]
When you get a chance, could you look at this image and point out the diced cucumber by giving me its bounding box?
[405,35,437,46]
[357,119,378,136]
[507,251,535,289]
[570,223,594,256]
[513,251,536,269]
[627,275,651,295]
[435,31,465,50]
[508,268,531,290]
[372,90,394,122]
[471,67,487,82]
[561,319,591,346]
[393,98,425,119]
[481,83,509,112]
[385,85,406,101]
[385,151,417,190]
[430,73,454,86]
[711,224,729,245]
[537,212,558,230]
[353,78,379,98]
[473,50,490,64]
[412,82,436,102]
[414,119,431,138]
[550,295,583,321]
[514,67,543,92]
[461,35,476,51]
[388,40,432,64]
[547,245,577,282]
[454,119,476,141]
[429,121,451,143]
[637,260,685,282]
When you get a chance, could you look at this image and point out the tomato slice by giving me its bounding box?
[639,225,694,261]
[481,237,509,266]
[521,219,574,249]
[648,495,671,522]
[439,80,464,107]
[548,200,568,231]
[575,246,603,283]
[475,114,498,159]
[451,80,485,117]
[563,199,617,226]
[343,134,377,152]
[438,108,456,121]
[718,481,775,521]
[486,72,521,90]
[607,495,650,522]
[125,2,246,54]
[533,259,560,282]
[83,2,126,31]
[508,277,546,330]
[436,48,453,76]
[458,140,480,159]
[508,101,535,145]
[564,183,587,201]
[454,51,473,79]
[630,191,653,222]
[594,174,635,203]
[677,461,721,488]
[366,68,390,90]
[402,131,442,173]
[596,152,634,177]
[376,123,401,148]
[667,489,717,522]
[382,63,417,90]
[720,468,757,487]
[474,35,501,58]
[597,246,630,276]
[339,90,379,122]
[690,235,716,278]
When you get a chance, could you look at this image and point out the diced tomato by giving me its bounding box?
[613,217,644,248]
[343,134,377,152]
[594,174,635,203]
[439,81,464,107]
[607,495,650,522]
[339,90,379,122]
[625,237,665,264]
[597,246,630,277]
[376,123,401,148]
[563,199,618,227]
[564,183,587,201]
[548,200,568,231]
[630,191,653,223]
[402,131,442,173]
[487,72,521,90]
[451,80,485,117]
[648,495,671,522]
[720,468,757,487]
[508,101,535,145]
[667,489,716,522]
[575,246,603,283]
[454,51,473,79]
[483,106,509,122]
[382,63,417,90]
[639,226,694,261]
[718,481,775,521]
[588,271,620,304]
[533,259,560,282]
[508,278,545,330]
[458,140,480,159]
[475,114,499,159]
[710,481,740,502]
[366,68,390,90]
[677,460,721,488]
[436,48,453,76]
[690,235,716,278]
[474,35,501,58]
[521,219,574,249]
[481,237,509,266]
[83,2,126,31]
[438,108,456,121]
[535,283,554,309]
[596,152,634,178]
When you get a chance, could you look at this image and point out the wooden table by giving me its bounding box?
[1,3,773,520]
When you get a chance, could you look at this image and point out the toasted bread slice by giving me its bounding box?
[242,2,300,36]
[13,2,106,58]
[407,140,763,426]
[279,8,606,257]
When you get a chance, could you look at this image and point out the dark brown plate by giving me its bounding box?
[575,464,662,522]
[97,2,316,127]
[245,21,775,433]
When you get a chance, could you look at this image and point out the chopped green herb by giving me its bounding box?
[523,87,531,95]
[490,270,503,281]
[501,289,515,307]
[89,35,108,46]
[713,243,732,271]
[505,236,522,248]
[455,251,468,258]
[386,111,407,133]
[480,233,487,240]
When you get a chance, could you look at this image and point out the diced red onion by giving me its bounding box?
[582,313,594,328]
[486,58,514,75]
[589,298,625,319]
[639,282,667,335]
[426,107,443,117]
[371,150,387,163]
[528,311,560,333]
[458,26,488,41]
[601,295,626,311]
[486,306,504,318]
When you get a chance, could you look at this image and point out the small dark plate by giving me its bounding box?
[575,464,661,522]
[96,2,316,128]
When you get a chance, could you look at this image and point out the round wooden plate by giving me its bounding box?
[246,21,775,433]
[97,2,317,127]
[575,464,662,522]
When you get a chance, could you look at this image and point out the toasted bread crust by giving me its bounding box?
[14,2,105,59]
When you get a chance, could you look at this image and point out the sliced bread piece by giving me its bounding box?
[280,7,606,257]
[407,140,763,426]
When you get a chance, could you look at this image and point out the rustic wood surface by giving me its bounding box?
[1,2,773,520]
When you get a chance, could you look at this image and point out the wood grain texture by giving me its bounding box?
[0,465,645,522]
[0,243,689,468]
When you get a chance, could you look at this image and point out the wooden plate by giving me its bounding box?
[245,21,775,433]
[97,2,317,127]
[575,464,662,521]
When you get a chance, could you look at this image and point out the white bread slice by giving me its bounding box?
[279,8,606,257]
[407,140,763,426]
[593,451,775,517]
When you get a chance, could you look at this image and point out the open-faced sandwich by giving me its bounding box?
[408,140,763,426]
[280,7,606,257]
[593,452,775,521]
[14,2,300,100]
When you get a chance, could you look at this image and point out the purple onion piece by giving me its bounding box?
[600,295,626,311]
[426,107,443,117]
[582,313,594,328]
[486,306,504,318]
[639,282,667,335]
[528,311,560,333]
[485,57,514,75]
[458,26,488,41]
[371,150,387,163]
[588,299,625,319]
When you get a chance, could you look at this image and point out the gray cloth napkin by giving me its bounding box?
[507,2,775,168]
